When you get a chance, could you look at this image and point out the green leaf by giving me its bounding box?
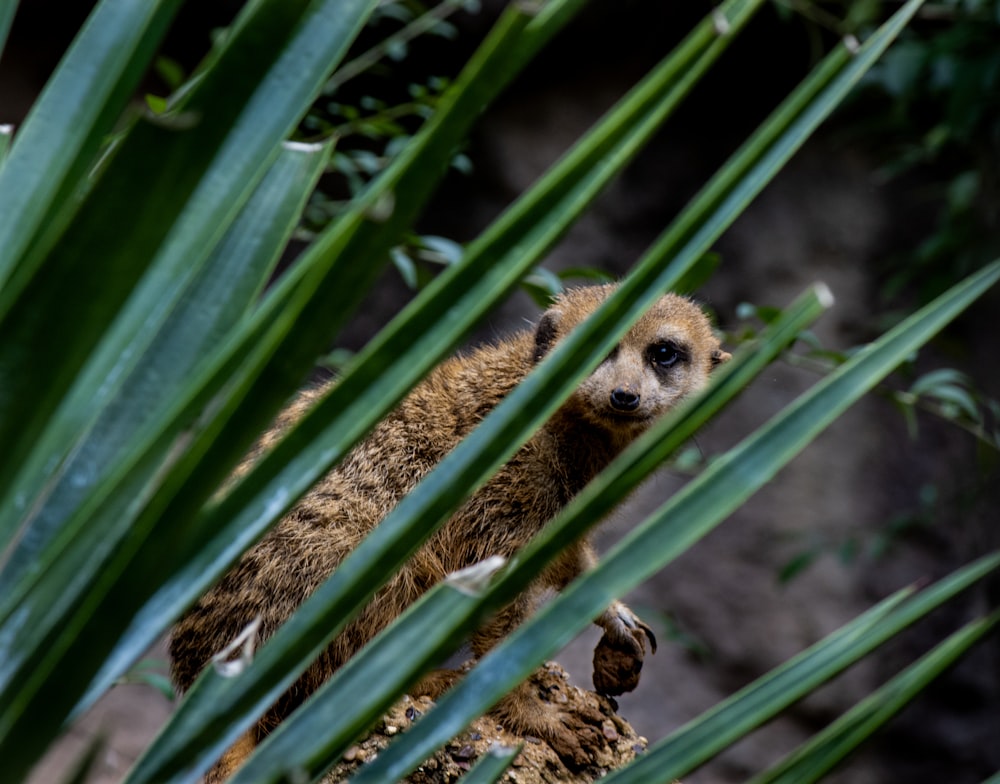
[348,252,997,784]
[74,141,332,711]
[778,549,822,584]
[923,383,980,420]
[226,558,509,784]
[0,140,331,604]
[748,611,1000,784]
[211,285,832,784]
[58,736,106,784]
[673,251,722,295]
[0,0,384,769]
[460,745,521,784]
[120,671,177,703]
[604,553,1000,784]
[909,367,971,396]
[0,123,13,167]
[0,0,184,297]
[0,0,377,511]
[115,4,770,774]
[0,0,16,61]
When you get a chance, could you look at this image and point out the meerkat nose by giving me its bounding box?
[609,388,641,412]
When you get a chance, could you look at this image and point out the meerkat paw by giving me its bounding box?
[491,678,609,771]
[592,602,657,696]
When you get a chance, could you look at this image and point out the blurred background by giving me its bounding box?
[4,1,998,781]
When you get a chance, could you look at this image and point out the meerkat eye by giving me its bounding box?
[649,341,685,369]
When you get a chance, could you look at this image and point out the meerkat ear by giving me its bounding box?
[711,348,732,367]
[533,310,561,363]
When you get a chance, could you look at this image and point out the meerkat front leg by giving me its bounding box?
[550,540,658,696]
[467,542,656,768]
[470,587,612,771]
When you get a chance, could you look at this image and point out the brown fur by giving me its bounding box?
[169,284,729,779]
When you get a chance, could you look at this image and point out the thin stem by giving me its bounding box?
[325,0,470,94]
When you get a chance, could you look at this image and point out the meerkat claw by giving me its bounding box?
[637,618,657,654]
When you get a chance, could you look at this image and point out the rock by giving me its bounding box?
[322,662,647,783]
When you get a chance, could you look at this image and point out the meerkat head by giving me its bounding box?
[534,284,730,438]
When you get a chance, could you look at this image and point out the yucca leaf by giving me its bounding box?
[57,736,105,784]
[127,2,929,778]
[0,135,333,776]
[0,0,183,297]
[0,2,579,778]
[0,0,383,769]
[0,0,376,514]
[210,284,830,784]
[0,1,17,62]
[747,610,1000,784]
[72,141,332,710]
[116,0,765,730]
[460,745,521,784]
[603,552,1000,784]
[225,558,511,784]
[0,140,330,605]
[0,122,12,165]
[348,255,998,784]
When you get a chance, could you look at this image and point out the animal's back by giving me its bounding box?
[168,329,538,695]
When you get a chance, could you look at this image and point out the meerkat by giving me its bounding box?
[170,283,729,780]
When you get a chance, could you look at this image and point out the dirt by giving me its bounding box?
[322,662,649,784]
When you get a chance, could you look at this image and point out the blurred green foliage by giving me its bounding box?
[849,0,1000,300]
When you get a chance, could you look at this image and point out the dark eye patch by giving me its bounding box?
[648,341,687,370]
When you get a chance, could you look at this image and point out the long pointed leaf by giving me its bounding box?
[127,3,930,778]
[0,140,330,604]
[0,0,376,526]
[152,558,508,784]
[72,140,331,711]
[460,745,521,784]
[115,0,765,725]
[347,255,999,784]
[747,611,1000,784]
[0,0,17,66]
[0,0,383,769]
[603,552,1000,784]
[0,0,183,296]
[0,1,579,776]
[212,285,831,784]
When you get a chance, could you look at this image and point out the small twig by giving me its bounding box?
[325,0,469,95]
[770,0,851,36]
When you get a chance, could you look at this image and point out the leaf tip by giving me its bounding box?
[212,616,262,677]
[446,555,506,596]
[814,282,836,309]
[282,140,328,154]
[712,8,731,36]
